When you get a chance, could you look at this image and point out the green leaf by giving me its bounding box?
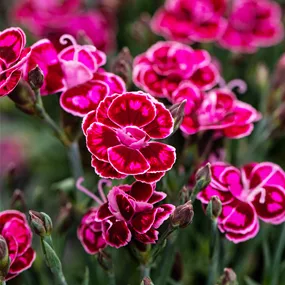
[82,267,89,285]
[244,276,260,285]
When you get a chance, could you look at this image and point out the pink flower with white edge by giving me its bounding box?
[83,91,176,183]
[0,210,36,280]
[24,35,125,116]
[77,208,106,254]
[197,162,285,243]
[151,0,227,44]
[219,0,284,53]
[133,41,219,99]
[172,82,261,138]
[0,28,31,97]
[77,179,175,250]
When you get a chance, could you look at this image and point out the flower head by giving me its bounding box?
[83,91,176,182]
[24,35,125,116]
[0,28,31,97]
[77,181,175,252]
[151,0,227,44]
[197,162,285,243]
[0,210,36,280]
[219,0,284,53]
[173,84,261,138]
[133,41,219,99]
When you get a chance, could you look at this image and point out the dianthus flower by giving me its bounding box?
[0,27,31,97]
[151,0,227,44]
[77,179,175,252]
[133,41,219,99]
[0,210,36,280]
[12,0,115,52]
[83,91,176,183]
[219,0,284,53]
[197,162,285,243]
[24,35,125,116]
[172,83,261,138]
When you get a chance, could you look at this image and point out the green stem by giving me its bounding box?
[271,224,285,285]
[207,221,220,285]
[0,281,6,285]
[34,89,70,147]
[107,271,116,285]
[67,141,83,181]
[141,265,151,279]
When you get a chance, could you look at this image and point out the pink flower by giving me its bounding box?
[0,27,31,97]
[172,83,261,138]
[77,180,175,251]
[133,41,219,99]
[77,208,106,254]
[83,91,176,183]
[0,210,36,280]
[219,0,284,53]
[197,162,285,243]
[12,0,115,52]
[24,35,125,116]
[151,0,227,44]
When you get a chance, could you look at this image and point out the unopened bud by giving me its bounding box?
[272,53,285,90]
[170,201,194,228]
[256,63,269,89]
[207,196,222,221]
[195,163,212,190]
[140,277,154,285]
[29,210,53,237]
[8,80,36,115]
[0,235,10,281]
[169,100,187,133]
[10,189,27,211]
[28,65,44,90]
[111,47,133,87]
[217,268,238,285]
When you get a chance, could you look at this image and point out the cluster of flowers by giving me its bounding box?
[12,0,115,52]
[133,41,261,138]
[151,0,284,53]
[78,181,175,252]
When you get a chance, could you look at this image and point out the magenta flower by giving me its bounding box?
[83,91,176,183]
[197,162,285,243]
[151,0,227,44]
[12,0,115,52]
[77,208,106,254]
[133,41,219,99]
[0,210,36,280]
[77,180,175,251]
[172,83,261,138]
[24,35,125,116]
[219,0,284,53]
[0,27,31,97]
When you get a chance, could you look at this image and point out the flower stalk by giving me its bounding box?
[29,211,68,285]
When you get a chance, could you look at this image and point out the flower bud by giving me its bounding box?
[140,277,154,285]
[217,268,238,285]
[170,201,194,229]
[28,65,44,90]
[8,80,37,115]
[0,235,10,281]
[195,163,212,190]
[29,210,53,237]
[111,47,133,87]
[206,196,222,221]
[272,53,285,90]
[169,100,187,133]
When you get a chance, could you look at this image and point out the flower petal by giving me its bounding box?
[103,219,131,248]
[153,204,175,228]
[134,171,166,183]
[86,122,120,161]
[140,142,176,173]
[0,69,22,97]
[134,228,159,244]
[143,102,174,139]
[130,181,154,202]
[107,92,156,128]
[131,209,158,234]
[107,145,150,175]
[91,156,127,179]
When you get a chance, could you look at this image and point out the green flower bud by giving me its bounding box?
[29,210,53,237]
[170,201,194,229]
[195,163,212,190]
[206,196,222,221]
